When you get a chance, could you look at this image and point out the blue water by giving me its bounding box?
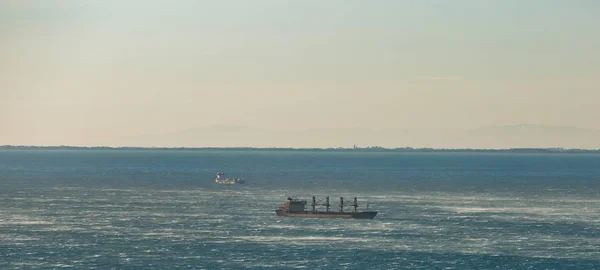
[1,150,599,269]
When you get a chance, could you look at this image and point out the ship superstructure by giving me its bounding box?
[275,196,377,219]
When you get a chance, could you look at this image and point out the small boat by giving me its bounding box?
[276,196,377,219]
[215,171,244,184]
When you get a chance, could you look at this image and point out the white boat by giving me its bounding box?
[215,171,245,184]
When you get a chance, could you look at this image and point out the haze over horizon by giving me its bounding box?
[2,1,599,148]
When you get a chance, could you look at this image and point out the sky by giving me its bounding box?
[1,1,599,147]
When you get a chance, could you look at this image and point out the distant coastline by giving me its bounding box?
[1,145,599,154]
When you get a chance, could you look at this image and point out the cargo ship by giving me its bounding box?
[215,171,244,184]
[276,196,377,219]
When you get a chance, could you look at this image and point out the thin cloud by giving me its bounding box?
[417,76,463,81]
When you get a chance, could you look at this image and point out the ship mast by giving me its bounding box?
[339,197,344,212]
[326,196,330,212]
[311,196,316,212]
[351,197,358,212]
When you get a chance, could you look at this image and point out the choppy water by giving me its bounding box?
[0,150,599,269]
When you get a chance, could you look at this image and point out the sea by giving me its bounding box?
[0,150,599,269]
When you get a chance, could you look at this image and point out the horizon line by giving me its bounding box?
[2,145,599,153]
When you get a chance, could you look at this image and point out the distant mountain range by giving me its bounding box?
[116,124,600,149]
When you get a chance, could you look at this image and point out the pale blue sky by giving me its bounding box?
[1,1,599,146]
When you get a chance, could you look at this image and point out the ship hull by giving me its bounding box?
[215,181,244,184]
[275,210,377,219]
